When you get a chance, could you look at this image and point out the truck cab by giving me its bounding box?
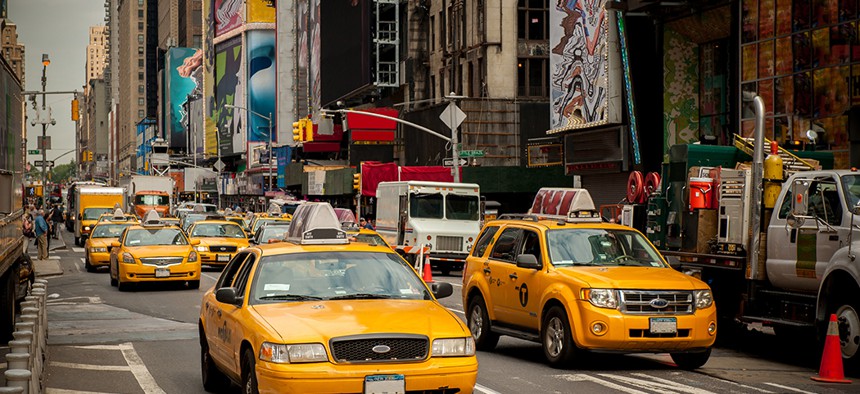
[133,190,171,218]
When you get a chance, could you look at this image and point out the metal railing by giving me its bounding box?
[2,278,48,394]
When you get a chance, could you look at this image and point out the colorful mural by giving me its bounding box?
[247,30,276,144]
[296,0,321,121]
[164,47,203,151]
[549,0,622,132]
[247,0,275,23]
[214,36,243,155]
[663,27,700,161]
[214,0,243,37]
[204,0,217,156]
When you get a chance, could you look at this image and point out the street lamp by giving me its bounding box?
[40,54,50,195]
[223,104,274,194]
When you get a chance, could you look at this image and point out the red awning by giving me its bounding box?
[359,163,455,196]
[400,166,453,183]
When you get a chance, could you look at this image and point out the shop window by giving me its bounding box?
[518,0,548,40]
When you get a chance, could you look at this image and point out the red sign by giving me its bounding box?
[346,108,399,130]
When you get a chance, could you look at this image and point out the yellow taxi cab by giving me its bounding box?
[187,220,249,267]
[462,189,716,369]
[347,227,393,249]
[249,214,291,237]
[159,217,181,229]
[199,202,477,393]
[109,211,202,291]
[84,213,138,272]
[97,212,139,223]
[225,215,250,233]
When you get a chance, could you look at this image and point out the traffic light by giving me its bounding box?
[304,120,314,142]
[292,120,303,142]
[353,173,361,192]
[71,99,79,121]
[87,151,93,162]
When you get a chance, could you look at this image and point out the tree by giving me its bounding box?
[51,161,76,184]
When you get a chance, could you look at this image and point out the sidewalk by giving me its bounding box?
[28,233,65,277]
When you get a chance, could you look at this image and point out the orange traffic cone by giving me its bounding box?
[422,256,434,283]
[811,314,852,383]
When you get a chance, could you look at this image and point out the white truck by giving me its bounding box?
[120,175,175,218]
[376,181,482,275]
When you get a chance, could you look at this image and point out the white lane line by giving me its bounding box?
[556,374,649,394]
[50,361,131,371]
[704,376,773,393]
[71,344,122,350]
[47,389,117,394]
[621,373,716,394]
[448,307,465,315]
[72,247,84,253]
[474,383,504,394]
[202,273,220,281]
[119,342,166,394]
[762,383,816,394]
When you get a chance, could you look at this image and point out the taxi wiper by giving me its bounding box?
[259,294,324,301]
[328,293,392,300]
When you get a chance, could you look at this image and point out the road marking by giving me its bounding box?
[47,389,117,394]
[72,247,84,253]
[762,383,816,394]
[709,377,773,393]
[50,361,131,371]
[619,373,715,393]
[119,342,166,394]
[556,374,649,394]
[474,383,503,394]
[448,307,465,315]
[202,273,219,281]
[71,344,122,350]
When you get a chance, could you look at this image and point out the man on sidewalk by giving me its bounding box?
[34,209,49,260]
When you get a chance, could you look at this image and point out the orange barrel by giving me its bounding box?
[689,177,714,211]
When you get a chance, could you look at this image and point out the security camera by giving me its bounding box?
[51,119,56,126]
[30,120,36,127]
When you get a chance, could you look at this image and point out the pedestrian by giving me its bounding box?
[34,209,49,260]
[22,212,34,253]
[360,217,374,230]
[51,204,64,239]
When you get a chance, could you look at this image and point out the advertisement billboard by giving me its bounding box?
[214,0,243,37]
[247,30,276,144]
[549,0,622,133]
[296,0,321,120]
[164,47,203,152]
[214,36,243,155]
[320,0,371,107]
[204,0,217,156]
[247,0,275,23]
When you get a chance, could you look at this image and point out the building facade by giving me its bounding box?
[85,26,107,86]
[1,21,24,86]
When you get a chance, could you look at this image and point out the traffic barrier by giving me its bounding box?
[422,255,434,283]
[811,314,852,384]
[3,280,48,394]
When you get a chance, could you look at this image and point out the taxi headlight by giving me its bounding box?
[122,253,135,264]
[431,337,475,357]
[238,246,247,251]
[92,247,108,253]
[259,342,328,364]
[196,245,207,252]
[188,251,198,263]
[695,290,713,309]
[84,226,91,231]
[583,289,618,309]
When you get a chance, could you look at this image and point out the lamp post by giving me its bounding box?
[40,54,50,192]
[224,104,274,194]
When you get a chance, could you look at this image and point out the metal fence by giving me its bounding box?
[2,278,48,394]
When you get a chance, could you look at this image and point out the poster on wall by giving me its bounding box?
[549,0,622,133]
[215,0,244,37]
[214,36,243,155]
[204,0,217,156]
[247,0,275,23]
[247,30,276,144]
[164,47,203,152]
[295,0,321,120]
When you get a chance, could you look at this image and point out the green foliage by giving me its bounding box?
[52,161,76,183]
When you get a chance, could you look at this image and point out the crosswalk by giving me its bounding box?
[550,372,835,394]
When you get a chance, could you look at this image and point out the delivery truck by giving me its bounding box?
[75,186,125,246]
[119,175,175,218]
[375,181,481,275]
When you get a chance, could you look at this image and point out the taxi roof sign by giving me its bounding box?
[142,210,162,226]
[286,202,349,245]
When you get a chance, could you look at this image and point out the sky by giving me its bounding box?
[8,0,104,165]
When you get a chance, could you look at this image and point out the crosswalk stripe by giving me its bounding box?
[599,373,716,394]
[119,342,166,394]
[50,361,131,371]
[556,374,649,394]
[762,383,816,394]
[72,247,84,253]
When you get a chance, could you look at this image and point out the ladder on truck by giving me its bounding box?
[732,135,818,177]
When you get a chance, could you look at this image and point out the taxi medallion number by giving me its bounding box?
[364,374,405,394]
[649,317,677,334]
[217,254,230,262]
[155,268,170,278]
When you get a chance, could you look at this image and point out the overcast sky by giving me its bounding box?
[9,0,103,165]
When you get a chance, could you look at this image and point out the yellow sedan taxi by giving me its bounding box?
[84,220,137,272]
[199,203,477,393]
[109,214,202,291]
[187,220,249,267]
[248,213,292,237]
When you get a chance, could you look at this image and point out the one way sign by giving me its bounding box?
[442,158,468,167]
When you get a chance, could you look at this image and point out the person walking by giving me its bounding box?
[51,204,64,239]
[22,212,34,253]
[34,209,49,260]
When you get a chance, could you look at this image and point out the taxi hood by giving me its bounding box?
[253,300,468,343]
[555,266,704,290]
[126,245,193,258]
[196,237,249,246]
[89,237,118,247]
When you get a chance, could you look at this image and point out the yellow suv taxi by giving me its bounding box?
[187,220,249,266]
[463,208,716,369]
[199,202,477,393]
[85,219,137,272]
[109,214,202,291]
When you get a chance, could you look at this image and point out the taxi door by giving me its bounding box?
[222,252,258,372]
[504,229,544,329]
[485,227,523,323]
[205,252,252,369]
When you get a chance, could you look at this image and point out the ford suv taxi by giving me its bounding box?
[463,188,716,369]
[187,220,249,267]
[109,212,202,291]
[199,202,477,393]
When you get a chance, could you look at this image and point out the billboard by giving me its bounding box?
[320,0,371,107]
[549,0,622,133]
[214,36,243,155]
[164,47,203,152]
[247,0,275,23]
[247,30,276,144]
[214,0,243,37]
[296,0,321,120]
[204,0,217,156]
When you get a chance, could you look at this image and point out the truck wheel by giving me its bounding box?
[0,271,17,342]
[670,348,712,370]
[542,306,579,367]
[467,295,499,351]
[832,301,860,371]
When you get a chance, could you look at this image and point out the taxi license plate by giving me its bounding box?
[364,374,404,394]
[217,254,230,262]
[649,317,677,334]
[155,268,170,278]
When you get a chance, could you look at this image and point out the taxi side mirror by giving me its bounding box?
[516,254,541,270]
[215,287,243,306]
[430,282,454,299]
[191,239,201,246]
[110,241,121,248]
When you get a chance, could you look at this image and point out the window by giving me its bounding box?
[409,193,443,219]
[472,226,499,258]
[192,35,202,48]
[490,228,523,262]
[517,58,548,97]
[138,72,144,80]
[138,98,144,106]
[138,9,144,18]
[518,0,548,40]
[138,85,144,93]
[138,46,144,54]
[430,15,435,52]
[138,0,144,6]
[138,22,144,31]
[138,34,144,44]
[216,252,249,289]
[439,11,446,50]
[138,59,143,67]
[138,110,145,118]
[519,230,542,265]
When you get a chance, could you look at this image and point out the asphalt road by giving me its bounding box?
[33,229,860,393]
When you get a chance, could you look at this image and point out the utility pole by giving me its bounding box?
[40,54,50,192]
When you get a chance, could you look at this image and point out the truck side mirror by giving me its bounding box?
[852,201,860,216]
[786,214,805,229]
[791,180,810,217]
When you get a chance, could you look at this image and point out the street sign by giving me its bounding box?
[27,150,40,155]
[439,102,467,131]
[443,158,469,167]
[459,150,485,157]
[33,160,53,167]
[213,159,225,172]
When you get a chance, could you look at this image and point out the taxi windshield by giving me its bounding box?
[354,233,387,246]
[253,218,286,233]
[546,229,665,268]
[257,225,290,243]
[83,207,113,220]
[191,223,245,238]
[251,252,430,303]
[91,224,133,238]
[124,228,189,246]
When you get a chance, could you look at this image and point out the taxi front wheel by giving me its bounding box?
[670,348,711,370]
[201,335,229,392]
[242,348,259,394]
[467,295,499,350]
[542,306,579,367]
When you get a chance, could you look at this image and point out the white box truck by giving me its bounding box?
[376,181,482,275]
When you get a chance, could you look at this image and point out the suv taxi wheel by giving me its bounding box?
[467,295,499,350]
[542,306,578,367]
[242,348,259,394]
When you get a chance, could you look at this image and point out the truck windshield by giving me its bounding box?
[83,208,113,220]
[135,195,169,205]
[410,193,443,219]
[446,194,480,220]
[546,229,665,268]
[842,175,860,210]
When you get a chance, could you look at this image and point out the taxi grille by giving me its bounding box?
[209,245,237,253]
[330,334,428,363]
[436,236,463,252]
[139,257,184,266]
[620,290,693,315]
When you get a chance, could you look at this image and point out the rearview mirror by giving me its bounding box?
[787,213,805,229]
[110,241,121,248]
[516,254,541,270]
[430,282,454,299]
[190,239,201,246]
[215,287,243,306]
[853,202,860,216]
[791,180,810,217]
